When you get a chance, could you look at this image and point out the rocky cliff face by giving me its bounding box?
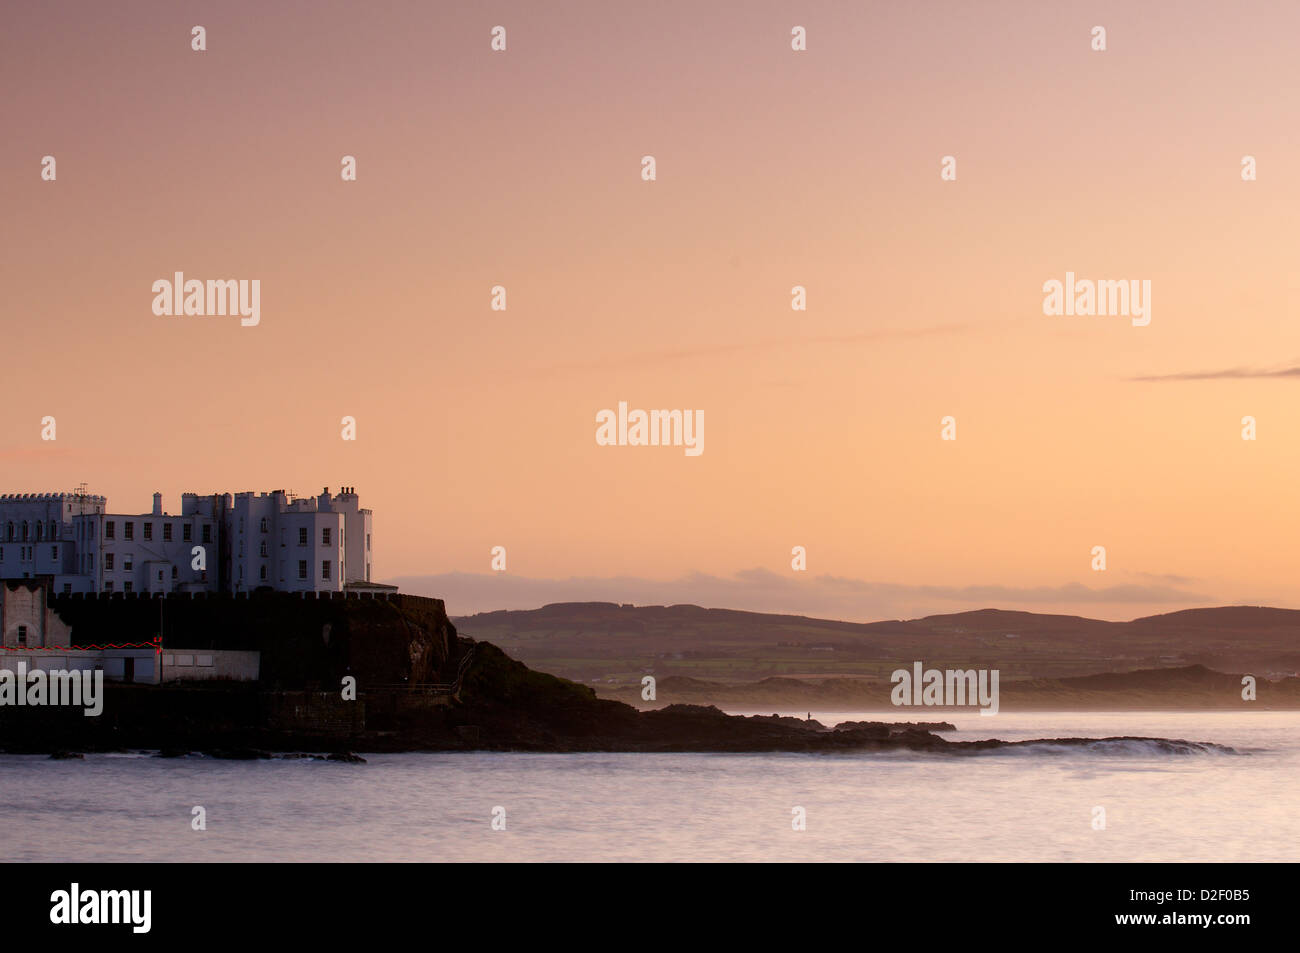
[440,641,962,752]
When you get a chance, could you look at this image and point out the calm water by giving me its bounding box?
[3,711,1295,862]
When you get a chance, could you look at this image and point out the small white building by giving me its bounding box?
[160,649,260,682]
[0,578,73,649]
[0,579,157,683]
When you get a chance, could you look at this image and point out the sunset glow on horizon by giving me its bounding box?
[5,1,1299,621]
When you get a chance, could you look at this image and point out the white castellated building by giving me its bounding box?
[0,486,375,595]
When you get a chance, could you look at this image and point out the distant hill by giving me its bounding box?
[452,602,1300,691]
[1131,606,1300,627]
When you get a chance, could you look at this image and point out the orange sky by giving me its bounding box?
[3,1,1298,620]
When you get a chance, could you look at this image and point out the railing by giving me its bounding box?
[448,641,476,691]
[363,642,476,697]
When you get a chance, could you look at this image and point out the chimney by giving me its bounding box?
[152,492,163,516]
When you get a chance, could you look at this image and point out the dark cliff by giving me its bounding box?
[46,590,458,688]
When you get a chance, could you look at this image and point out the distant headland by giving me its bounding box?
[0,586,1268,757]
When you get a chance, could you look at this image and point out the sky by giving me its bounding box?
[3,1,1299,621]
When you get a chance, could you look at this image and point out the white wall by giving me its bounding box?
[160,649,260,682]
[0,648,159,684]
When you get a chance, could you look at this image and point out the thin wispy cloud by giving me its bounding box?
[1133,570,1200,586]
[1129,364,1300,382]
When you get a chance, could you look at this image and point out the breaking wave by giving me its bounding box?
[961,736,1240,756]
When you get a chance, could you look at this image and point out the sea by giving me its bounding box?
[3,711,1295,862]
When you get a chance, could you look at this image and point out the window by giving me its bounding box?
[298,527,308,546]
[183,524,192,542]
[298,560,307,579]
[260,541,268,557]
[17,625,27,646]
[51,545,58,559]
[124,554,133,572]
[22,521,29,541]
[62,583,72,594]
[124,581,133,593]
[260,517,268,533]
[202,525,211,543]
[5,522,12,541]
[163,523,173,542]
[157,570,164,582]
[172,566,178,579]
[367,533,371,551]
[49,520,57,538]
[105,554,114,571]
[35,522,43,541]
[321,560,331,580]
[260,565,267,580]
[322,527,331,546]
[143,523,153,541]
[105,520,115,540]
[0,547,4,561]
[124,522,134,541]
[104,582,113,592]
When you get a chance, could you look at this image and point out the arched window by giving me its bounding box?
[49,520,57,539]
[35,522,43,541]
[21,521,29,541]
[5,522,12,541]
